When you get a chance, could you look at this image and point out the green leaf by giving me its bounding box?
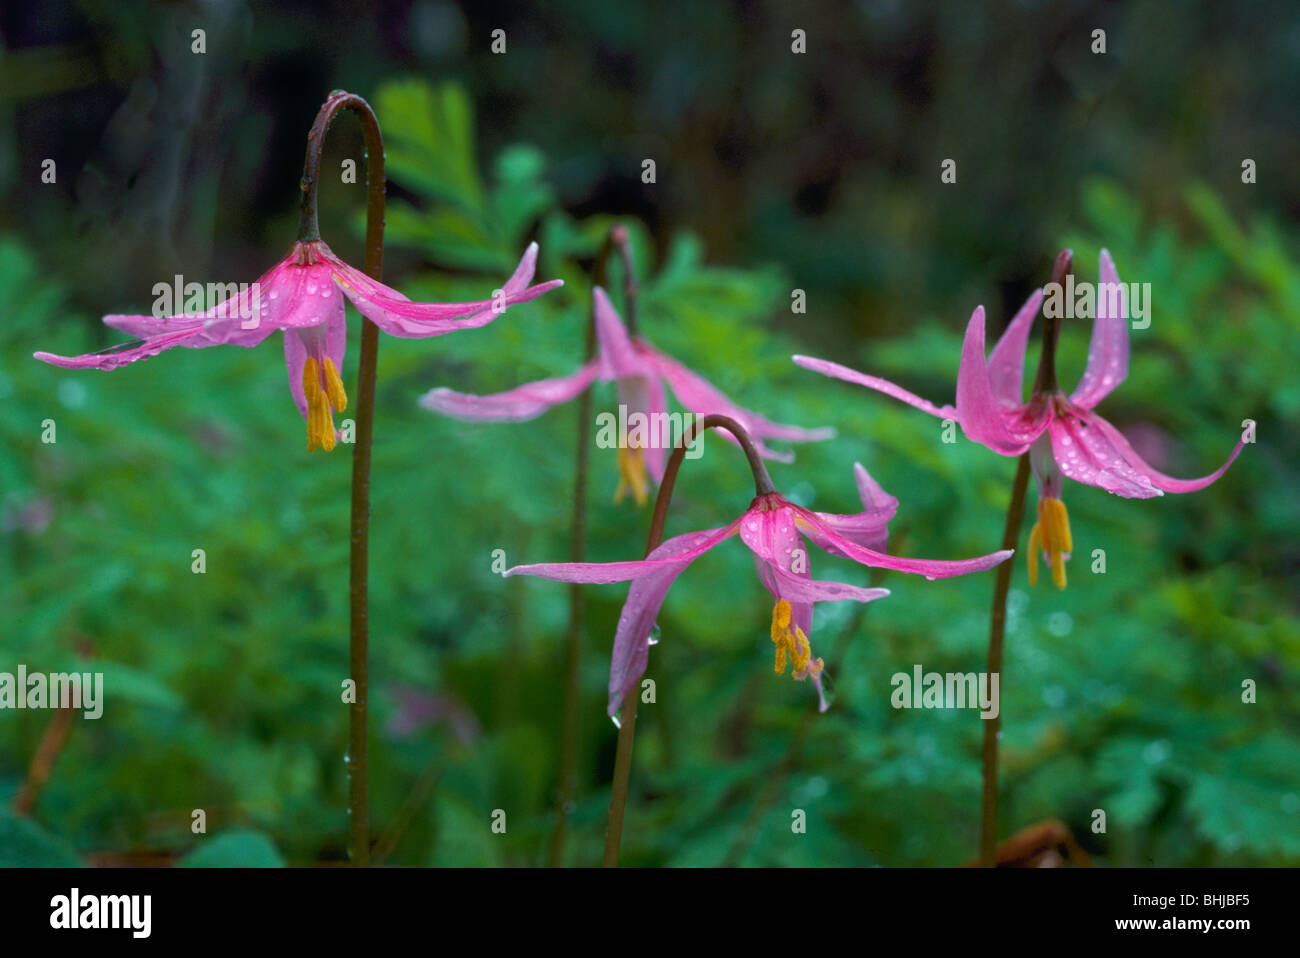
[180,829,286,868]
[376,78,484,213]
[0,812,82,867]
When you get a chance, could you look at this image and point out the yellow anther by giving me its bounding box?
[302,357,337,453]
[302,357,322,404]
[771,599,792,637]
[792,629,811,674]
[771,599,792,674]
[614,442,649,506]
[323,357,347,412]
[1026,497,1072,590]
[770,599,819,681]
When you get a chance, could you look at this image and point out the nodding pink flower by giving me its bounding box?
[794,250,1243,589]
[34,241,562,452]
[506,464,1012,715]
[421,287,833,505]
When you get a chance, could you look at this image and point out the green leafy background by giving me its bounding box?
[1,3,1297,867]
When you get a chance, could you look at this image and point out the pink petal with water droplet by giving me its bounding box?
[605,524,736,715]
[956,306,1051,455]
[986,289,1044,407]
[805,462,898,555]
[1048,410,1162,498]
[334,242,562,337]
[793,354,957,420]
[1070,249,1130,409]
[1074,409,1243,495]
[420,360,602,423]
[648,346,834,462]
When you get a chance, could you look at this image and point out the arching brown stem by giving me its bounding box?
[299,90,386,867]
[603,414,775,867]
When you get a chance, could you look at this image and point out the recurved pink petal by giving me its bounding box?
[986,289,1044,407]
[420,360,601,423]
[103,279,267,341]
[334,242,562,338]
[792,354,957,420]
[1062,409,1243,496]
[34,327,206,370]
[505,519,741,584]
[594,287,653,381]
[806,463,898,554]
[956,306,1050,455]
[500,240,544,297]
[649,346,833,462]
[1070,249,1130,409]
[794,506,1013,580]
[98,252,309,348]
[1047,412,1163,498]
[605,525,732,716]
[104,312,204,339]
[764,563,891,606]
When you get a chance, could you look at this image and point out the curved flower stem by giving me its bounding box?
[299,90,386,867]
[979,249,1071,867]
[549,229,622,867]
[603,414,775,868]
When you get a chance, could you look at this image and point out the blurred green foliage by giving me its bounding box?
[1,70,1297,868]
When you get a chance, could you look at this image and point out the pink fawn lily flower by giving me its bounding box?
[794,250,1244,589]
[421,287,833,505]
[506,463,1013,715]
[34,241,562,452]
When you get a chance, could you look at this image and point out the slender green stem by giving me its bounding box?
[979,249,1070,867]
[548,233,616,867]
[978,453,1029,866]
[603,415,776,867]
[299,90,386,867]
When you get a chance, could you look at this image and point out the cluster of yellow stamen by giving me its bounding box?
[1027,496,1072,589]
[302,356,347,452]
[614,441,650,506]
[770,599,824,682]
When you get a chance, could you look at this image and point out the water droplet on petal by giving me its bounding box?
[648,623,661,646]
[817,671,836,710]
